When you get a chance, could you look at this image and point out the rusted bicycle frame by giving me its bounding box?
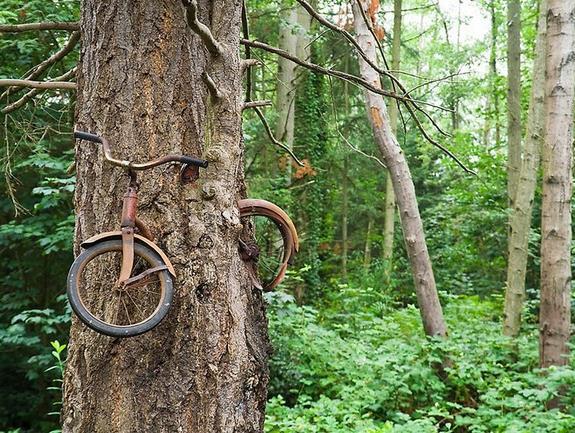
[74,131,298,291]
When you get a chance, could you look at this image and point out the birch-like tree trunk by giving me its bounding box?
[63,2,269,432]
[503,0,546,337]
[506,0,521,204]
[276,5,299,180]
[539,0,575,368]
[352,0,447,337]
[383,0,401,283]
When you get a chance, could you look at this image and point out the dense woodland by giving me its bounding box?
[1,0,575,432]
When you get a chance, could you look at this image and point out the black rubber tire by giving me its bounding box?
[67,239,173,337]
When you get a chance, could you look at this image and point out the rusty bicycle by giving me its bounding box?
[67,131,298,337]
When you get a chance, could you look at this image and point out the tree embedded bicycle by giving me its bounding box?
[67,131,298,338]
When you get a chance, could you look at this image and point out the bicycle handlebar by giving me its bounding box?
[73,130,209,170]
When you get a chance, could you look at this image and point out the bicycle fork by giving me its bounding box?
[118,173,138,285]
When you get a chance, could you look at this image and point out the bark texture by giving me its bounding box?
[506,0,521,205]
[503,0,546,337]
[539,0,575,368]
[352,0,447,338]
[63,2,269,432]
[382,0,401,283]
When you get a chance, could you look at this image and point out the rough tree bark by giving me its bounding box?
[62,2,269,432]
[503,0,546,337]
[352,0,447,337]
[382,0,401,284]
[539,0,575,368]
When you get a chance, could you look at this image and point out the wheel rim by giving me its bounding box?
[240,214,289,289]
[74,242,167,328]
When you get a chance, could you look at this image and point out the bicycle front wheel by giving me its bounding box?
[67,239,173,337]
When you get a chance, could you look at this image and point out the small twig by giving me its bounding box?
[201,72,224,99]
[327,76,386,168]
[0,21,79,32]
[253,107,304,167]
[242,100,272,110]
[182,0,223,56]
[0,79,76,90]
[2,67,77,114]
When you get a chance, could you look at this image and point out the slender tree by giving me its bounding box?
[382,0,401,283]
[503,0,546,337]
[63,1,269,432]
[276,4,299,181]
[539,0,575,368]
[506,0,521,205]
[352,0,447,337]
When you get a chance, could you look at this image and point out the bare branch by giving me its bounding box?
[181,0,223,56]
[242,100,272,110]
[253,107,304,167]
[1,30,80,99]
[0,21,79,32]
[201,72,224,99]
[241,58,261,74]
[240,38,448,111]
[0,79,76,90]
[2,68,77,114]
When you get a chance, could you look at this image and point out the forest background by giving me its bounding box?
[1,0,575,432]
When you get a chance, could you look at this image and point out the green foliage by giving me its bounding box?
[266,293,575,432]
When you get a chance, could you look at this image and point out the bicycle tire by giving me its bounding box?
[67,239,174,337]
[239,199,298,291]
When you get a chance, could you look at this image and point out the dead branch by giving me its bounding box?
[241,58,261,74]
[182,0,223,56]
[242,100,272,110]
[1,31,80,99]
[201,72,224,99]
[240,39,447,112]
[0,21,79,32]
[253,107,304,167]
[0,79,76,90]
[2,68,77,114]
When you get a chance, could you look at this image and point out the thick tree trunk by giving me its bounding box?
[503,0,546,337]
[62,2,269,432]
[506,0,521,205]
[539,0,575,368]
[352,0,447,338]
[383,0,401,284]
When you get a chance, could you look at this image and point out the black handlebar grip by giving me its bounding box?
[180,156,209,168]
[74,130,102,143]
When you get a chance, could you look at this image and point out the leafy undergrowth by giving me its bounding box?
[264,289,575,433]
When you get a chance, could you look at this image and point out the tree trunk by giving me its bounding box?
[276,5,299,180]
[363,214,373,269]
[383,0,401,284]
[352,0,447,338]
[506,0,522,205]
[341,155,349,279]
[539,0,575,368]
[489,0,501,146]
[503,0,546,337]
[63,2,269,432]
